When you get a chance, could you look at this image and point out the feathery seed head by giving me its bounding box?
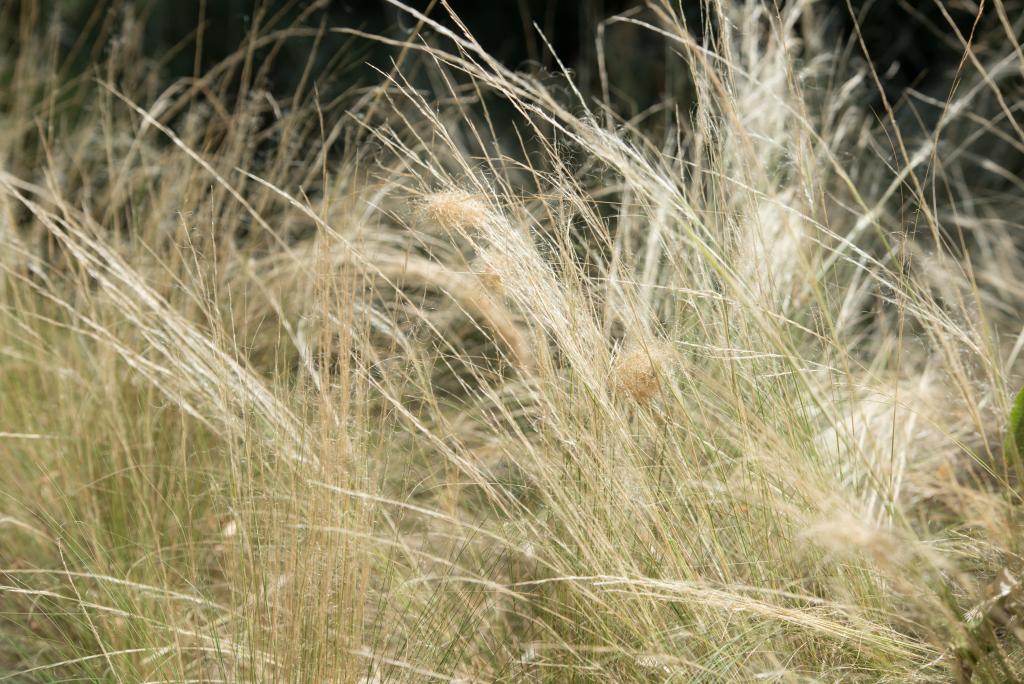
[805,513,904,568]
[477,270,504,293]
[420,190,491,232]
[475,249,517,296]
[612,344,672,403]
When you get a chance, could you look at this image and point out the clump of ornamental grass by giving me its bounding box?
[3,0,1024,682]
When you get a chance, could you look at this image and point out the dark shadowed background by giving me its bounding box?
[3,0,982,113]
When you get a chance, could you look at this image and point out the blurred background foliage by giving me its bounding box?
[2,0,1002,199]
[2,0,1001,231]
[1,0,982,113]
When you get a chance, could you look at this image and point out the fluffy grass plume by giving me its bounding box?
[3,0,1024,681]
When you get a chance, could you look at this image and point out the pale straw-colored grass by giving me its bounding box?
[3,0,1024,681]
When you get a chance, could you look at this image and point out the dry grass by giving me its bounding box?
[3,0,1024,681]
